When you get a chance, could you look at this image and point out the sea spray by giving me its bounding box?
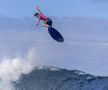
[0,48,40,90]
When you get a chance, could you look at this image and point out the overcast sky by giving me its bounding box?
[0,0,108,76]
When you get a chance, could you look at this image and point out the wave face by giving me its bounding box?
[13,66,108,90]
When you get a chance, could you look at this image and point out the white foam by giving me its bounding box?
[0,48,41,90]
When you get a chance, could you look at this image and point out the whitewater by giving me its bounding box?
[0,48,41,90]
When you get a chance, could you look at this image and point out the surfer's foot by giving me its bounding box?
[43,24,50,27]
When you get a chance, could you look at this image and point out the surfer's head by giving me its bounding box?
[34,12,40,18]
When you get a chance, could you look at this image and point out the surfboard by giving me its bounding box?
[48,27,64,42]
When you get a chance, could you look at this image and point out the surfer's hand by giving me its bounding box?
[36,6,39,10]
[36,23,39,26]
[36,24,38,26]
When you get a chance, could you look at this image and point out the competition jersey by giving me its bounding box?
[38,13,47,21]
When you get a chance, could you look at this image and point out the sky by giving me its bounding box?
[0,0,108,77]
[0,0,108,19]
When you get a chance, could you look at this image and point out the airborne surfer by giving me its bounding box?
[34,6,64,42]
[34,6,52,27]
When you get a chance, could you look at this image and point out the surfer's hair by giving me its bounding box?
[34,12,39,16]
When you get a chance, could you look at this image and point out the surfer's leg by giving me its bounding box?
[44,18,52,27]
[43,23,49,27]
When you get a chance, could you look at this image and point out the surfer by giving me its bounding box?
[34,6,52,27]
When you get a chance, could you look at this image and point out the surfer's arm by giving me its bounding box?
[36,18,41,26]
[36,6,42,14]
